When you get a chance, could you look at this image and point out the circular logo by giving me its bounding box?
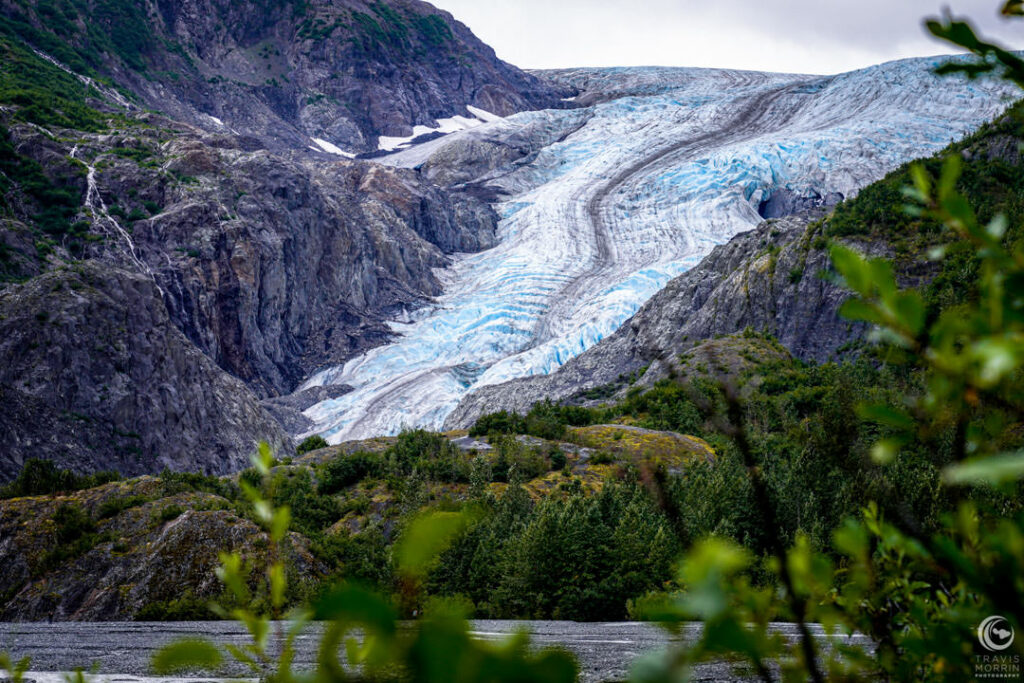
[979,616,1015,652]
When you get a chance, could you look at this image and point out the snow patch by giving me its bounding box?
[467,105,502,122]
[312,137,355,157]
[377,107,502,151]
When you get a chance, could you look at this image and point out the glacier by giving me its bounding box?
[298,56,1017,443]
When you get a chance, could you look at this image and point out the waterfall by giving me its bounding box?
[70,145,163,298]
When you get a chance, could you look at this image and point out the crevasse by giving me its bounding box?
[299,57,1016,443]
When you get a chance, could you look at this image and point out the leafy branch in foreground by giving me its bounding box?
[632,69,1024,679]
[926,0,1024,88]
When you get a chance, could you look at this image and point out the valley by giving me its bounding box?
[2,2,1024,680]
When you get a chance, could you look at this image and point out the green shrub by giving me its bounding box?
[549,448,567,471]
[296,434,329,455]
[469,410,524,437]
[317,452,383,495]
[36,503,109,575]
[154,504,185,524]
[97,495,149,519]
[158,469,236,500]
[270,469,340,535]
[1,459,120,498]
[0,127,87,242]
[387,429,469,482]
[135,591,216,621]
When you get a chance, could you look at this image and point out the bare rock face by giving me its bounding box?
[0,95,500,478]
[3,119,499,401]
[129,137,499,396]
[444,214,898,428]
[0,261,290,480]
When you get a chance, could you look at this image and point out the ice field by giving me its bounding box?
[299,57,1016,442]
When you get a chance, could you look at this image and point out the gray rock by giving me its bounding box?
[0,261,290,479]
[262,384,353,434]
[758,188,844,219]
[2,120,499,399]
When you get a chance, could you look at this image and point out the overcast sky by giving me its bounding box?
[433,1,1022,75]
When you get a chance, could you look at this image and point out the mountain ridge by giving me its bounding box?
[0,0,571,153]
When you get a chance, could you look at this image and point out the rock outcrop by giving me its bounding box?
[0,261,291,479]
[4,116,499,400]
[0,479,325,620]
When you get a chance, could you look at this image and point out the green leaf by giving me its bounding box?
[892,291,926,336]
[215,552,249,602]
[871,439,901,465]
[313,583,397,635]
[270,506,291,542]
[253,500,274,525]
[867,258,897,299]
[856,403,915,432]
[909,163,932,201]
[0,653,30,683]
[944,452,1024,485]
[151,638,222,675]
[396,510,476,577]
[252,441,274,475]
[943,193,978,231]
[269,562,286,609]
[223,643,259,670]
[830,245,871,295]
[986,213,1008,240]
[938,154,961,200]
[839,298,882,324]
[973,338,1020,386]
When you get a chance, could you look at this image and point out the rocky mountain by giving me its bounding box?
[0,424,703,620]
[0,0,1018,480]
[0,475,326,620]
[0,0,571,153]
[0,0,560,478]
[0,98,503,475]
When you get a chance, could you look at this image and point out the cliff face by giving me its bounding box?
[0,0,526,478]
[0,106,501,475]
[0,261,290,480]
[1,0,571,153]
[38,118,498,396]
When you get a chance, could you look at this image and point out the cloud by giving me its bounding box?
[433,0,1023,74]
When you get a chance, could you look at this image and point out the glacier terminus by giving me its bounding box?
[298,56,1017,443]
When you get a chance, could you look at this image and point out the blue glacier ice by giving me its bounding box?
[299,57,1017,442]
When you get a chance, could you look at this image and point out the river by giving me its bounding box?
[0,621,871,682]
